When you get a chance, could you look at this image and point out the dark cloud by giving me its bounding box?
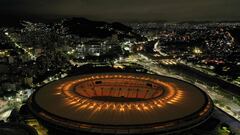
[0,0,240,22]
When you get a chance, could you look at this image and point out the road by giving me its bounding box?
[4,31,36,60]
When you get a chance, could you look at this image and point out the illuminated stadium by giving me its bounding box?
[28,73,213,134]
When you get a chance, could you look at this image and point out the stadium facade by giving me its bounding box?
[28,73,213,134]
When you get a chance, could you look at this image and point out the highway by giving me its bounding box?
[168,64,240,96]
[118,54,240,122]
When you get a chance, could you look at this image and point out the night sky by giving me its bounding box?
[0,0,240,22]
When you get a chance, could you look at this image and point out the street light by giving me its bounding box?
[193,47,202,54]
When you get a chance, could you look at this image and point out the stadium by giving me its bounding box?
[28,73,213,134]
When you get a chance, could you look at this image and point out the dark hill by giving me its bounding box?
[62,17,144,40]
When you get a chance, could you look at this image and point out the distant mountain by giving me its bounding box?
[61,17,144,40]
